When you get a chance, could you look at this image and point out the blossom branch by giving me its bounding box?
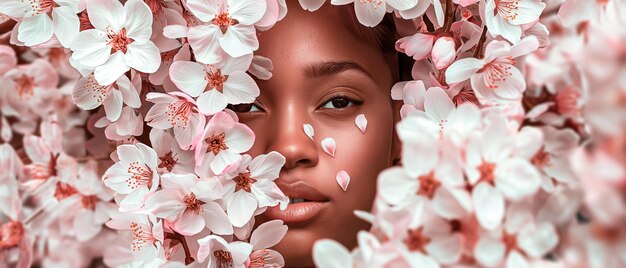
[166,231,195,265]
[443,0,455,32]
[473,26,488,58]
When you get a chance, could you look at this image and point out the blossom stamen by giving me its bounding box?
[183,193,204,214]
[495,0,520,21]
[159,151,178,172]
[404,227,430,253]
[206,133,228,155]
[130,222,155,251]
[234,171,256,192]
[417,171,441,199]
[213,250,234,268]
[107,28,134,54]
[125,162,154,189]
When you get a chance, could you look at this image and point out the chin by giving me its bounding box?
[272,228,320,268]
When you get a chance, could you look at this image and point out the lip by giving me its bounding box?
[263,181,331,223]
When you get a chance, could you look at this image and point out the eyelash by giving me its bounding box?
[318,94,364,110]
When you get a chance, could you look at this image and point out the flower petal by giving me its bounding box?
[94,52,129,86]
[313,239,352,268]
[303,124,314,140]
[353,0,386,27]
[86,0,125,31]
[222,71,259,104]
[18,14,54,46]
[52,6,80,48]
[250,220,287,250]
[355,114,367,133]
[336,170,350,192]
[123,0,153,42]
[321,137,336,157]
[169,61,208,97]
[197,90,228,115]
[125,41,161,74]
[473,182,504,230]
[227,190,258,227]
[103,89,123,121]
[202,202,234,235]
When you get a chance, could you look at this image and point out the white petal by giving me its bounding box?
[173,212,205,236]
[424,87,454,123]
[517,222,558,258]
[313,239,352,268]
[0,1,30,18]
[186,0,219,22]
[70,30,111,68]
[197,90,228,115]
[474,236,505,267]
[355,114,367,133]
[250,220,287,250]
[18,14,54,46]
[117,75,141,108]
[86,0,125,31]
[495,158,541,201]
[125,42,161,73]
[229,0,266,25]
[123,0,153,42]
[473,182,504,230]
[506,250,530,268]
[52,7,80,48]
[249,151,285,181]
[72,75,109,110]
[169,61,208,97]
[219,25,256,58]
[103,89,123,121]
[224,123,255,152]
[377,167,416,205]
[426,234,463,265]
[335,170,350,191]
[303,124,314,140]
[202,202,234,235]
[509,0,546,25]
[227,190,258,227]
[299,0,325,11]
[445,57,483,84]
[188,25,223,64]
[94,52,129,86]
[321,138,336,157]
[222,71,259,104]
[353,0,386,27]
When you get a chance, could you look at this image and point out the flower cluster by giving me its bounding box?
[0,0,624,267]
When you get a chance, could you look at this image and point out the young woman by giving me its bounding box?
[229,2,406,267]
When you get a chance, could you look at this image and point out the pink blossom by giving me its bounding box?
[73,73,141,122]
[144,173,232,236]
[330,0,418,27]
[149,129,194,175]
[169,54,259,115]
[431,36,457,70]
[145,92,206,150]
[221,152,288,227]
[0,0,81,47]
[197,235,253,268]
[185,0,267,63]
[106,212,165,263]
[70,0,161,86]
[103,143,160,211]
[446,36,539,104]
[484,0,546,44]
[194,111,255,175]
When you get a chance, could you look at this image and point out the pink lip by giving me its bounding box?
[263,181,331,223]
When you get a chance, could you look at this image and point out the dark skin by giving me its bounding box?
[230,2,401,267]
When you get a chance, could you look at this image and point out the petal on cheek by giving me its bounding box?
[336,170,350,192]
[303,123,314,140]
[355,114,367,134]
[321,137,336,157]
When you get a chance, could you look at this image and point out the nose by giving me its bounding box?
[265,101,319,170]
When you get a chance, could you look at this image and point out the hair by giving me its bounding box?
[337,5,414,84]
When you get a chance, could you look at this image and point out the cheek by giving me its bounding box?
[321,118,395,209]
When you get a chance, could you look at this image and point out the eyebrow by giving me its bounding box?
[304,61,375,81]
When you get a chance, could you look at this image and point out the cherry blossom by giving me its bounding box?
[484,0,546,44]
[149,129,194,175]
[185,0,267,63]
[70,0,161,86]
[465,117,542,230]
[106,212,165,263]
[145,92,205,150]
[103,143,160,211]
[197,235,253,268]
[446,36,539,104]
[144,173,232,236]
[194,111,255,175]
[330,0,418,27]
[73,73,140,121]
[0,0,81,47]
[169,54,259,115]
[221,152,288,227]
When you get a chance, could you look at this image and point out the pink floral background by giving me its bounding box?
[0,0,625,267]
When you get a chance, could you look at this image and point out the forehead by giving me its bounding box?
[255,4,393,90]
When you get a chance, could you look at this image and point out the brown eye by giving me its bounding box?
[321,97,357,109]
[229,103,260,113]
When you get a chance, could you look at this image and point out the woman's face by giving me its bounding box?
[233,3,399,267]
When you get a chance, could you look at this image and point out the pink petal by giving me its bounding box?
[303,124,314,140]
[250,220,287,250]
[336,170,350,192]
[321,138,336,157]
[355,114,367,133]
